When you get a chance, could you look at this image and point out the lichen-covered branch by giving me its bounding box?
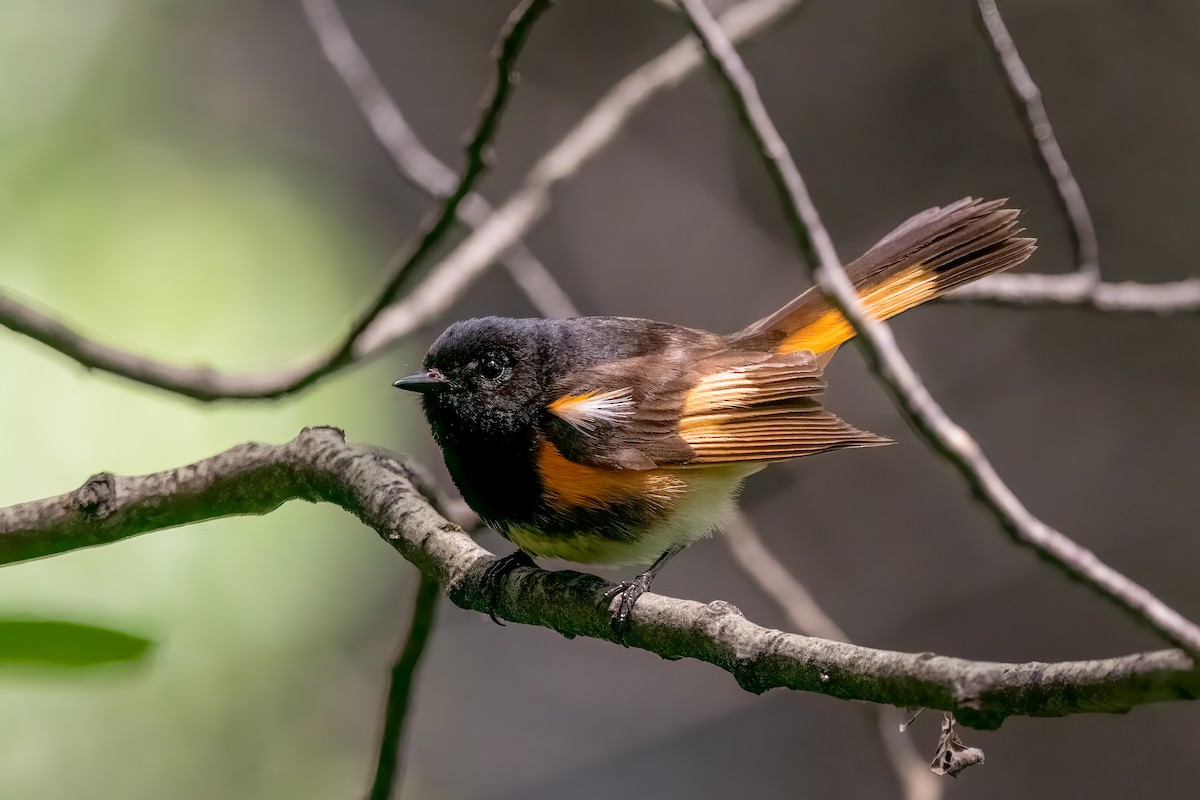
[0,427,1196,730]
[673,0,1200,656]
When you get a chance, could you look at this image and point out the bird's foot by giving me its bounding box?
[602,570,655,645]
[482,551,537,626]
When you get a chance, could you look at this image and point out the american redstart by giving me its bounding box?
[394,198,1035,631]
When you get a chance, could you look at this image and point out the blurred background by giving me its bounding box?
[1,0,1198,797]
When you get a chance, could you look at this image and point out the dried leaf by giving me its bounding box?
[929,714,985,778]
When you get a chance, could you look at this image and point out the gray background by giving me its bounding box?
[170,0,1200,796]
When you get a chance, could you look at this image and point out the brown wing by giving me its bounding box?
[674,350,891,464]
[545,348,890,470]
[544,349,702,470]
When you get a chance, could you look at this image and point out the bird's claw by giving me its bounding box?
[603,572,654,645]
[482,551,536,625]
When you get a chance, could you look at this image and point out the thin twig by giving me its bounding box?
[975,0,1099,282]
[942,0,1200,314]
[723,512,941,800]
[0,0,797,400]
[367,573,440,800]
[674,0,1200,656]
[2,0,1192,407]
[314,0,553,377]
[300,0,577,320]
[350,0,806,354]
[0,427,1197,729]
[4,260,1191,404]
[0,0,556,402]
[944,273,1200,313]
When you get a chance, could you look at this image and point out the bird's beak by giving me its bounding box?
[392,371,447,394]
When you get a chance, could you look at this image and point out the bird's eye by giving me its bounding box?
[477,357,507,382]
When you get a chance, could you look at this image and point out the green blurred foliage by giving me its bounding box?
[0,0,423,797]
[0,619,153,669]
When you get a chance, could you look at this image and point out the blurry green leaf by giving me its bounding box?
[0,618,153,668]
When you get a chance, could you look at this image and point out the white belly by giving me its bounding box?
[506,463,763,567]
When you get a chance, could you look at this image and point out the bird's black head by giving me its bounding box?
[393,317,562,451]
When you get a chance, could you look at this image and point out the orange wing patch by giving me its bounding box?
[537,441,686,511]
[780,265,937,355]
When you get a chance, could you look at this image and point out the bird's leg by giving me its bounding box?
[481,550,537,626]
[602,545,685,643]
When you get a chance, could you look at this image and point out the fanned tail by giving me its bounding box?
[733,198,1037,356]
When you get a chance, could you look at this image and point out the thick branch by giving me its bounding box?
[673,0,1200,655]
[0,428,1196,730]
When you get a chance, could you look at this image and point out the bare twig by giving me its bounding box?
[944,273,1200,313]
[722,512,843,641]
[0,290,315,401]
[368,573,440,800]
[352,0,806,354]
[0,426,1197,729]
[300,0,577,320]
[880,711,944,800]
[674,0,1200,656]
[314,0,553,372]
[0,0,798,400]
[941,0,1200,314]
[0,0,553,402]
[3,0,1191,407]
[975,0,1098,282]
[723,512,941,800]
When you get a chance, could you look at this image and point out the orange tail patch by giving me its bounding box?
[733,198,1036,357]
[779,265,935,354]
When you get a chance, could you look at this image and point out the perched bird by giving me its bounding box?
[394,198,1035,632]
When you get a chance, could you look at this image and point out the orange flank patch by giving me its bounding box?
[536,441,686,512]
[780,265,938,354]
